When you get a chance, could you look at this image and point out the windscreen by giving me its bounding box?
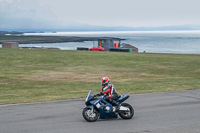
[85,90,94,102]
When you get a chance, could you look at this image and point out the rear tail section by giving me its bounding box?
[116,94,129,104]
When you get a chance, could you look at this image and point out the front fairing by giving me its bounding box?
[85,90,95,104]
[85,90,105,104]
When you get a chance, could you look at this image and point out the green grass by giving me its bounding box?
[0,48,200,104]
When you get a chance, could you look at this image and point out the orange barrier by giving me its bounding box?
[113,42,116,47]
[113,42,119,47]
[116,42,118,47]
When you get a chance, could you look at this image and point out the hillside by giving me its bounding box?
[0,31,23,35]
[0,35,123,44]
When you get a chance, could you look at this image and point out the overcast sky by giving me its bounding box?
[0,0,200,30]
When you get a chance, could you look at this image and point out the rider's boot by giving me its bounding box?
[112,100,120,112]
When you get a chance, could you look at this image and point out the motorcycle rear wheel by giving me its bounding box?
[119,103,134,119]
[82,108,99,122]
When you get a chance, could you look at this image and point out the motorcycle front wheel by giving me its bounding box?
[82,108,99,122]
[119,103,134,119]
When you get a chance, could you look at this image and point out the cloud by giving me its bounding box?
[1,0,200,30]
[0,0,54,18]
[0,0,57,29]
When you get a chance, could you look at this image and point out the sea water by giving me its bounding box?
[18,31,200,54]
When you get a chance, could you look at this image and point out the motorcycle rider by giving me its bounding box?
[93,77,120,112]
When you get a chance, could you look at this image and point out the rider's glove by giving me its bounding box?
[93,92,103,97]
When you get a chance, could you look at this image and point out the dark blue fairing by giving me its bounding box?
[99,111,118,119]
[116,94,129,104]
[98,99,118,119]
[84,90,130,120]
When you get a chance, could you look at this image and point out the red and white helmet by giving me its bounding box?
[101,77,110,86]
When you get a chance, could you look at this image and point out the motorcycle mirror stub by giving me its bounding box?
[96,103,101,108]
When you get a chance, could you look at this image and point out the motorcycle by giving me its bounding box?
[82,90,134,122]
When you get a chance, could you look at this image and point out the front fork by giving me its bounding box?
[84,105,100,118]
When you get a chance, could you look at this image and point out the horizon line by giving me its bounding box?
[23,30,200,35]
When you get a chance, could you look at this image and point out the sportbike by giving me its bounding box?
[82,90,134,122]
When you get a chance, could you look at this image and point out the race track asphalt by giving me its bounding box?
[1,89,200,133]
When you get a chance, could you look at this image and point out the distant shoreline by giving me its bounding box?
[0,35,124,44]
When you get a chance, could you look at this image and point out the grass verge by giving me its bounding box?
[0,48,200,104]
